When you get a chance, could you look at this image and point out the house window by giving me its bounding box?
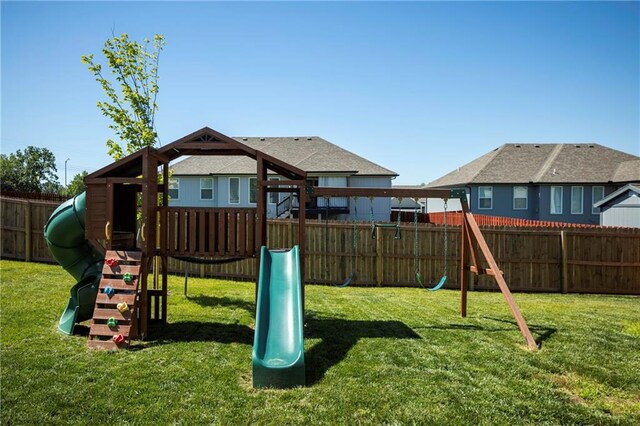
[513,186,528,210]
[200,178,213,200]
[592,186,604,214]
[168,178,179,200]
[229,177,240,204]
[571,186,583,214]
[478,186,492,210]
[550,186,563,214]
[268,177,280,204]
[249,177,257,204]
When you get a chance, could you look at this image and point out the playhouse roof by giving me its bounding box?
[86,127,308,180]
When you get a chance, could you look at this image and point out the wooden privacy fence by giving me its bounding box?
[170,219,640,295]
[1,197,60,262]
[2,196,639,294]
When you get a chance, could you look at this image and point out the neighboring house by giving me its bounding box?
[427,144,640,225]
[390,185,467,213]
[594,184,640,228]
[391,185,426,212]
[169,136,398,221]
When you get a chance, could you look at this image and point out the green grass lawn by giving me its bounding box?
[1,259,639,425]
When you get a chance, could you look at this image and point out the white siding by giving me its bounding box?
[600,195,640,228]
[317,176,348,208]
[350,176,392,222]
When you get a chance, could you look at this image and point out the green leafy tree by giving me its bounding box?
[0,147,59,193]
[81,33,165,161]
[65,171,89,197]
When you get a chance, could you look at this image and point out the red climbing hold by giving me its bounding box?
[112,334,125,345]
[106,258,119,268]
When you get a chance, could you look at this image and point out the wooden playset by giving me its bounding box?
[53,126,538,353]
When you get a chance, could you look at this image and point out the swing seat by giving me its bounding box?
[416,271,447,291]
[371,224,401,240]
[337,271,356,288]
[428,275,447,291]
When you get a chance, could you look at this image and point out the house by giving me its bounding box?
[427,144,640,225]
[391,184,468,214]
[594,183,640,228]
[169,136,398,221]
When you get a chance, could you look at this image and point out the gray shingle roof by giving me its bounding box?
[428,143,639,187]
[613,159,640,183]
[171,136,397,177]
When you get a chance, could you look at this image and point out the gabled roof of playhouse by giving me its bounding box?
[87,127,307,180]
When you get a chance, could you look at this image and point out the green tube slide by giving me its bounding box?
[252,246,305,389]
[44,192,104,335]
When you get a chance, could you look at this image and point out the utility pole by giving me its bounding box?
[65,158,70,187]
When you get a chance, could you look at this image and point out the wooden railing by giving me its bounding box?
[163,207,257,258]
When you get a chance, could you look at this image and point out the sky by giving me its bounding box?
[2,1,639,186]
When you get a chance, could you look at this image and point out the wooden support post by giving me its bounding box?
[560,230,569,294]
[161,255,168,323]
[298,186,306,313]
[460,218,469,317]
[463,217,480,292]
[463,209,538,351]
[24,201,31,262]
[255,154,268,302]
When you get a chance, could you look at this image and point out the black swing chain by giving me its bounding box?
[443,199,448,277]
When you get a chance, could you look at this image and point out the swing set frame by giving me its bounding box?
[308,186,539,351]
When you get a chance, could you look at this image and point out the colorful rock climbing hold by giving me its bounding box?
[117,302,129,313]
[123,272,133,283]
[107,317,118,327]
[106,258,119,268]
[112,334,125,344]
[104,286,115,297]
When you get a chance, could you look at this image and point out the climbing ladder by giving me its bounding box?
[87,250,143,350]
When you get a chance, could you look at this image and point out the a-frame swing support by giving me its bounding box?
[309,186,539,351]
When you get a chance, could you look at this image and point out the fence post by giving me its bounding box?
[560,230,568,293]
[376,232,383,286]
[24,201,32,262]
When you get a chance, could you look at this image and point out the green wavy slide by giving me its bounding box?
[252,246,305,388]
[44,192,104,335]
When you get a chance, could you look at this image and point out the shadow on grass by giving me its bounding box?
[304,315,421,386]
[481,316,557,347]
[140,321,254,348]
[186,295,255,313]
[414,316,557,347]
[128,313,420,385]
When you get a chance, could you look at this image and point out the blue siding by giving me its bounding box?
[468,184,619,225]
[469,185,537,219]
